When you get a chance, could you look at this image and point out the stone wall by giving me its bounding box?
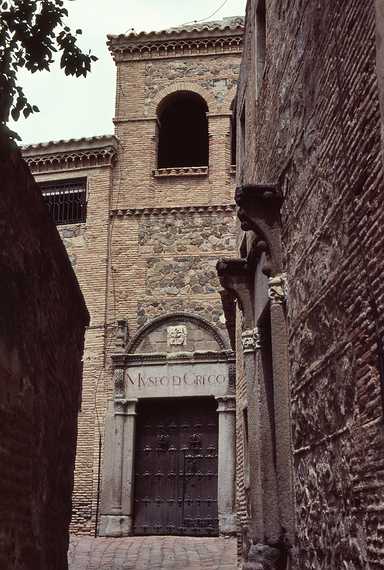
[0,151,88,570]
[110,207,237,341]
[235,0,384,567]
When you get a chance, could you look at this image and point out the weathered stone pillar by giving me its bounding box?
[120,398,138,528]
[215,395,236,534]
[99,397,137,537]
[241,327,264,542]
[268,274,294,545]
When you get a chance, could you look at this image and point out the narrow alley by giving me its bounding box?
[68,536,237,570]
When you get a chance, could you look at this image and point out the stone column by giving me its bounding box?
[241,327,264,542]
[215,395,236,534]
[120,398,138,528]
[99,398,138,537]
[268,274,294,545]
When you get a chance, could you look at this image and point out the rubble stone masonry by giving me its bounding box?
[235,0,384,567]
[0,151,88,569]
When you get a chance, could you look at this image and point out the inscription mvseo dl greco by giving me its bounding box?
[126,371,228,389]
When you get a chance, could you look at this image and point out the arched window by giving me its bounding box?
[157,91,209,168]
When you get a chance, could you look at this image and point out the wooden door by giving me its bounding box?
[133,397,218,536]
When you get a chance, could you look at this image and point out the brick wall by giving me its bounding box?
[236,0,384,567]
[0,151,88,569]
[23,20,243,535]
[24,146,116,534]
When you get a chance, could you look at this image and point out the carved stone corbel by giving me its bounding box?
[216,258,254,330]
[235,184,283,275]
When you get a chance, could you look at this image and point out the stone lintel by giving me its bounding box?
[111,349,234,368]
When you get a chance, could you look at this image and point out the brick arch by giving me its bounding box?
[152,82,216,115]
[127,312,229,353]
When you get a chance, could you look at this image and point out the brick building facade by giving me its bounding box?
[217,0,384,568]
[23,17,243,538]
[0,151,88,570]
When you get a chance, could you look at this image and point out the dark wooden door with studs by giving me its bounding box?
[133,397,218,536]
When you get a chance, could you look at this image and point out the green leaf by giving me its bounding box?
[11,108,20,121]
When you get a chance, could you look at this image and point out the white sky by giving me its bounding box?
[12,0,247,145]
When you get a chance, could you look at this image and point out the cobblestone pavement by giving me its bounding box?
[68,535,237,570]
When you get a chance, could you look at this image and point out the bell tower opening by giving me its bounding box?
[157,91,209,168]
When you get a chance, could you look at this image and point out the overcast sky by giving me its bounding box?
[12,0,247,145]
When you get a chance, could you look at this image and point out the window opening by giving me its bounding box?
[239,102,246,167]
[256,0,266,94]
[259,308,277,467]
[40,178,87,225]
[157,91,209,168]
[230,98,237,167]
[242,406,250,489]
[230,115,237,167]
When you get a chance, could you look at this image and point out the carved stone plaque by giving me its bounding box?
[167,325,187,346]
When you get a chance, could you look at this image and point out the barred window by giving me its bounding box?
[40,178,87,225]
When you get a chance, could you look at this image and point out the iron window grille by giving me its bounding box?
[40,178,87,225]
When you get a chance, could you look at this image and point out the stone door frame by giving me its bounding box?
[99,348,236,537]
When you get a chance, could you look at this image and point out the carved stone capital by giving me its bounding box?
[268,273,287,305]
[114,398,138,416]
[215,395,236,413]
[241,328,261,353]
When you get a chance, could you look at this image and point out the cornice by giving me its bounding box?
[108,31,243,62]
[110,203,236,218]
[112,349,234,367]
[22,135,118,174]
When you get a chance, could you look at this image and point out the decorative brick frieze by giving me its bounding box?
[108,36,243,62]
[110,203,236,218]
[23,136,118,173]
[25,146,117,173]
[152,166,208,177]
